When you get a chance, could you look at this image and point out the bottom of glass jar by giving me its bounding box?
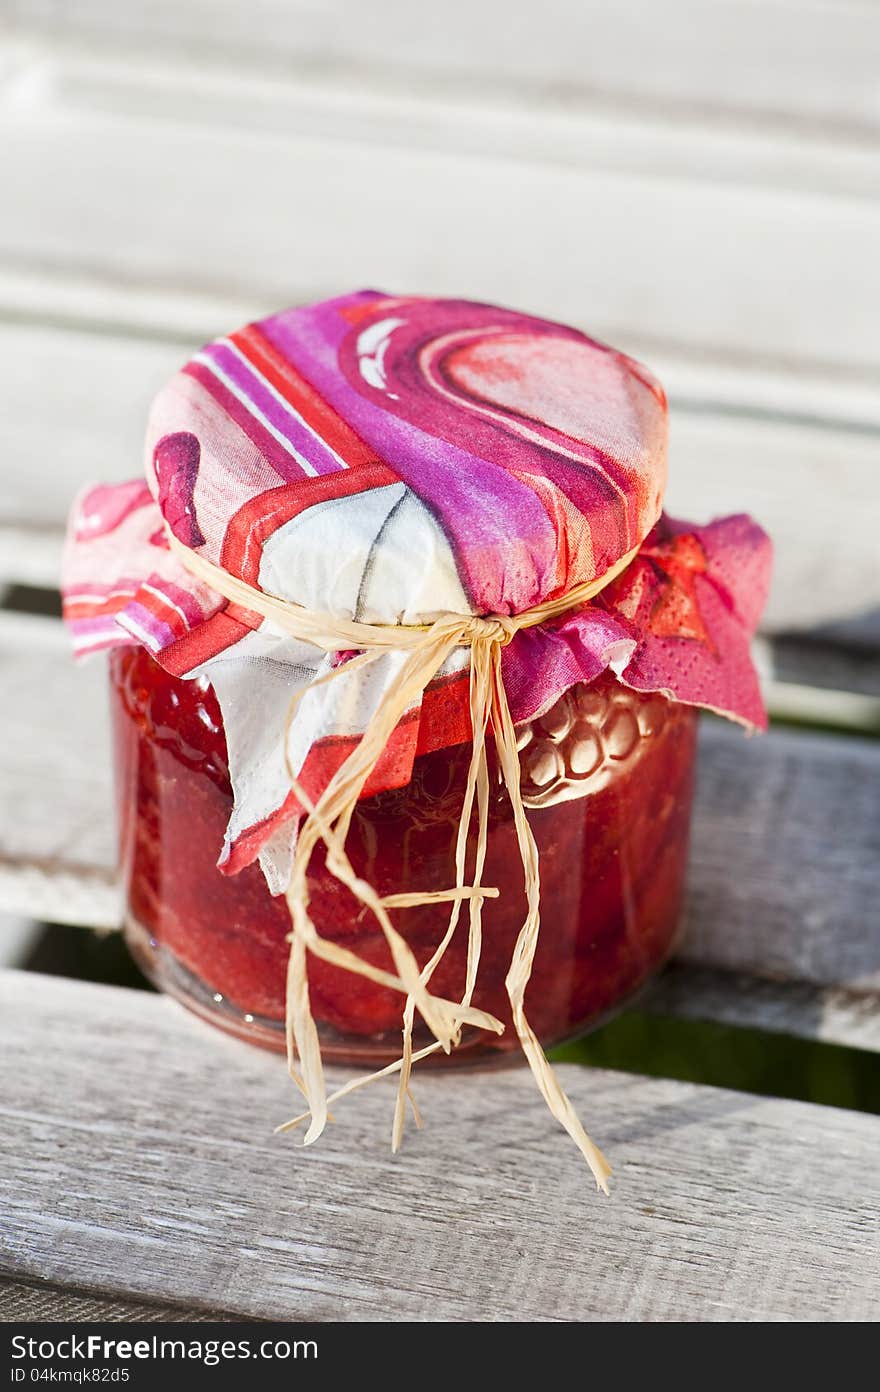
[125,912,669,1069]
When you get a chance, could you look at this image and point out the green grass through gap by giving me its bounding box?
[24,924,880,1118]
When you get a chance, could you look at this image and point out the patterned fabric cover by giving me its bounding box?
[63,291,771,887]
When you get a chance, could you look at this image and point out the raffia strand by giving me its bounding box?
[165,529,639,1192]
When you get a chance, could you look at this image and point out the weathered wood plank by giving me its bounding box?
[1,53,878,379]
[1,969,877,1322]
[2,319,878,630]
[0,1276,224,1323]
[0,612,878,1033]
[683,721,880,994]
[753,679,880,734]
[0,614,117,926]
[9,1,880,136]
[645,966,880,1054]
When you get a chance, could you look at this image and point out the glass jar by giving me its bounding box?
[111,646,698,1064]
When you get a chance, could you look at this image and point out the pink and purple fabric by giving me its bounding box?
[63,291,772,888]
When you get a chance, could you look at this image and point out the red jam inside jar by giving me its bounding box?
[111,646,698,1063]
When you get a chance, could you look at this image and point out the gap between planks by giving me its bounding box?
[0,1276,229,1324]
[644,966,880,1054]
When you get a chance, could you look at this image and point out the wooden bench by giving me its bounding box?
[1,2,878,1322]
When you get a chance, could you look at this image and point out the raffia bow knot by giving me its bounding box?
[165,531,642,1193]
[462,614,518,646]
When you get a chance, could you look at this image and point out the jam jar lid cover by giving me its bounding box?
[63,289,771,886]
[146,290,671,624]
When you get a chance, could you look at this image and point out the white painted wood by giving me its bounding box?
[0,865,120,932]
[0,612,117,922]
[2,320,878,629]
[0,524,62,589]
[24,48,880,202]
[663,411,879,631]
[0,321,183,534]
[0,613,877,1033]
[0,263,256,344]
[1,969,877,1321]
[3,262,878,432]
[9,1,880,136]
[0,48,878,379]
[0,913,40,968]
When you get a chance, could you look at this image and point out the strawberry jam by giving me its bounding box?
[110,646,697,1062]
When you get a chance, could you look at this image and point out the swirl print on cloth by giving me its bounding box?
[63,290,771,886]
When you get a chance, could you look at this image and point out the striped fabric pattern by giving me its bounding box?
[62,291,771,881]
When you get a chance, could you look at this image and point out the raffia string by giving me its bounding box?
[166,529,641,1193]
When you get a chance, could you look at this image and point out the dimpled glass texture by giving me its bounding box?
[111,646,698,1063]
